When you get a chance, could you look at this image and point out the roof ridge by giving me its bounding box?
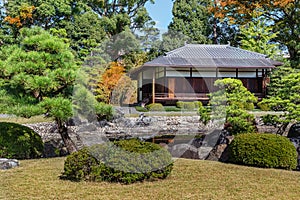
[165,44,230,57]
[186,44,229,47]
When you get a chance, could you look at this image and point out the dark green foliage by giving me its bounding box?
[198,106,210,125]
[261,114,281,126]
[168,0,211,43]
[0,122,43,159]
[135,106,149,112]
[94,102,114,121]
[146,103,164,111]
[257,101,270,111]
[164,106,182,112]
[226,108,257,135]
[62,139,173,184]
[62,148,98,181]
[228,133,297,170]
[207,78,257,134]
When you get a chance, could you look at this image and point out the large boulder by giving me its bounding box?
[287,123,300,138]
[169,144,200,159]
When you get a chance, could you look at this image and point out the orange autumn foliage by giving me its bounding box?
[209,0,295,22]
[96,62,125,103]
[4,5,35,28]
[101,62,125,91]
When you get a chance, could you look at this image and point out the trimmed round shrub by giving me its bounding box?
[62,139,173,184]
[0,122,44,159]
[183,102,195,110]
[176,101,196,110]
[194,101,203,108]
[228,133,297,170]
[176,101,184,109]
[146,103,164,111]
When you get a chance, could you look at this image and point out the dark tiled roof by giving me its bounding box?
[130,44,282,77]
[145,44,280,68]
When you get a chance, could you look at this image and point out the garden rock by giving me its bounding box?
[206,135,234,162]
[78,123,97,132]
[169,144,200,159]
[287,123,300,138]
[0,158,19,170]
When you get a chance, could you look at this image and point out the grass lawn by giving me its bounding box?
[1,158,300,200]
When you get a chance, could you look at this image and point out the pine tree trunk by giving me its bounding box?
[56,119,77,154]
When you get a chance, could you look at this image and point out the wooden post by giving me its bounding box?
[152,69,155,103]
[236,68,238,78]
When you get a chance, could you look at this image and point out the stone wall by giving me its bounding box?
[23,116,300,170]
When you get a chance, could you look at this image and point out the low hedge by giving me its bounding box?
[62,139,173,184]
[176,101,196,111]
[228,133,297,170]
[135,106,149,112]
[194,101,203,108]
[0,122,44,159]
[146,103,164,111]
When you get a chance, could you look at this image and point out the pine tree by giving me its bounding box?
[168,0,211,44]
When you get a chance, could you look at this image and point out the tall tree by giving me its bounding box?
[168,0,211,44]
[0,27,79,153]
[95,61,125,104]
[2,0,157,59]
[212,0,300,67]
[239,18,280,59]
[258,68,300,134]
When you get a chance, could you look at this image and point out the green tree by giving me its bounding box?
[259,68,300,134]
[2,0,157,59]
[0,27,79,153]
[212,0,300,68]
[168,0,211,44]
[205,78,257,135]
[239,18,280,59]
[154,30,191,56]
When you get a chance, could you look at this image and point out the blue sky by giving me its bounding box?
[145,0,173,33]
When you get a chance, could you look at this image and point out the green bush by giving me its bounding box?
[194,101,203,108]
[261,114,281,126]
[94,102,114,121]
[62,148,98,181]
[243,102,255,110]
[135,106,149,112]
[164,106,182,112]
[198,106,210,125]
[176,101,184,109]
[0,122,44,159]
[62,139,173,184]
[176,101,196,110]
[146,103,164,111]
[183,102,195,111]
[257,101,270,111]
[226,108,257,135]
[228,133,297,170]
